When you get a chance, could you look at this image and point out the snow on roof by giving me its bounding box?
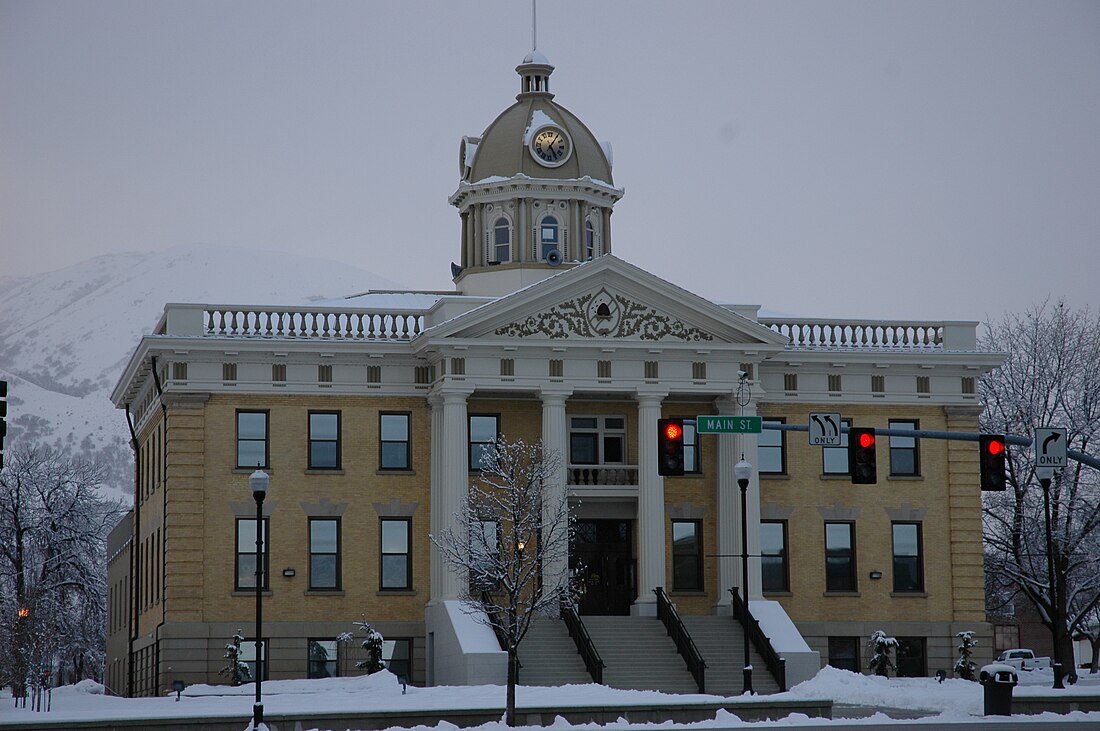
[311,291,450,310]
[524,108,559,146]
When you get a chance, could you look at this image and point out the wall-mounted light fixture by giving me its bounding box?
[282,568,296,578]
[869,570,883,580]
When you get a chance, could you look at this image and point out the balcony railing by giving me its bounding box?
[155,303,426,341]
[761,318,945,350]
[567,465,638,487]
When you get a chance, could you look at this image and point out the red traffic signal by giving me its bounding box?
[979,434,1007,491]
[848,427,877,484]
[657,418,685,476]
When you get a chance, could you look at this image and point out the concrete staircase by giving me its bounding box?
[581,616,700,693]
[681,615,782,696]
[514,614,785,696]
[516,616,592,686]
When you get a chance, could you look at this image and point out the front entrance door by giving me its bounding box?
[570,519,635,615]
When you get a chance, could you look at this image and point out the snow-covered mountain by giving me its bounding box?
[0,244,404,502]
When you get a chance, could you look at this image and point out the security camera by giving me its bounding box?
[737,370,748,380]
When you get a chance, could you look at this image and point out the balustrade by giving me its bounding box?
[761,318,944,350]
[567,465,638,487]
[199,306,425,341]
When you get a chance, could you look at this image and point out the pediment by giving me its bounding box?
[423,256,787,348]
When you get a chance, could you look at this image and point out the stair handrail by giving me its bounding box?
[729,587,786,692]
[559,600,604,684]
[654,587,707,693]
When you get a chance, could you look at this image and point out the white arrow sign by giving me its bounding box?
[809,412,843,446]
[1035,427,1067,469]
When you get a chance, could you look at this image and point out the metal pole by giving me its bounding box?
[1038,473,1065,690]
[739,478,753,695]
[254,490,265,726]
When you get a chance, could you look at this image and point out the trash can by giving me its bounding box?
[979,663,1017,716]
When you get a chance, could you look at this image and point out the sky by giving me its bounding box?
[2,0,1098,322]
[1,665,1097,728]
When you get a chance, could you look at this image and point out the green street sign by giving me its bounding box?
[695,415,762,434]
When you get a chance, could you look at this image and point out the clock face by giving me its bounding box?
[530,125,572,167]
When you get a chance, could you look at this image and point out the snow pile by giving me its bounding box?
[786,666,980,715]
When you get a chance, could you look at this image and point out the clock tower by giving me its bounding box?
[449,51,624,296]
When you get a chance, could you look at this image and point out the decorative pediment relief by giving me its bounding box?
[494,288,713,341]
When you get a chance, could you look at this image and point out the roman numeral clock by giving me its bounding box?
[530,124,572,167]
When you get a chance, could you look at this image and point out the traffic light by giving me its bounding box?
[979,434,1007,491]
[848,427,877,484]
[657,418,685,476]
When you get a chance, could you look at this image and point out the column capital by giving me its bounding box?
[539,385,574,403]
[430,383,476,403]
[635,388,669,408]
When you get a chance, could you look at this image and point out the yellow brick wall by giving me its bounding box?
[756,402,976,626]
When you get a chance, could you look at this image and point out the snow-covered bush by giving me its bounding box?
[352,621,385,673]
[954,630,978,681]
[867,630,898,677]
[219,630,251,686]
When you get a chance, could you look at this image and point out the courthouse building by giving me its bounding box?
[107,51,1002,696]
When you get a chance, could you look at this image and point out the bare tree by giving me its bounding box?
[432,438,573,726]
[980,300,1100,675]
[0,445,125,697]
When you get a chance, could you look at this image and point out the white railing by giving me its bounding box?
[156,304,426,341]
[761,318,947,350]
[568,465,639,486]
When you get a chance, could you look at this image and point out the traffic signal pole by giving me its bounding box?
[763,422,1100,471]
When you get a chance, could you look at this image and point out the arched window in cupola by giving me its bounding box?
[492,217,511,264]
[585,220,596,260]
[539,216,560,261]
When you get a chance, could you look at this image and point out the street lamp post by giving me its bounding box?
[249,468,269,727]
[734,459,754,695]
[1036,466,1065,690]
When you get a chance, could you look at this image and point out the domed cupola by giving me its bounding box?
[449,51,624,296]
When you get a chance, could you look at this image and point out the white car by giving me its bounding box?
[996,649,1053,671]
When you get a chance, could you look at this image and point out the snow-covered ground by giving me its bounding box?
[1,667,1098,729]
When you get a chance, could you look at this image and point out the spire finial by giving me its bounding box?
[532,0,538,51]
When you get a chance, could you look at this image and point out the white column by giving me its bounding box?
[633,390,667,616]
[713,396,738,615]
[430,386,474,602]
[539,387,572,589]
[428,394,444,603]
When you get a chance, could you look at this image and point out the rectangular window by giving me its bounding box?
[824,521,856,593]
[671,520,703,591]
[827,637,860,673]
[468,414,499,470]
[568,416,626,466]
[308,411,340,469]
[871,374,885,394]
[367,365,382,384]
[309,518,340,590]
[645,361,659,381]
[308,639,338,679]
[889,419,920,476]
[828,374,842,393]
[822,419,852,475]
[758,419,785,474]
[892,522,924,592]
[549,359,563,378]
[783,373,798,392]
[896,637,927,677]
[240,639,267,682]
[380,518,411,590]
[318,363,333,383]
[383,638,413,680]
[470,519,500,591]
[272,363,286,383]
[235,518,269,591]
[692,362,707,381]
[682,418,700,474]
[236,411,269,469]
[380,412,411,470]
[760,520,789,592]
